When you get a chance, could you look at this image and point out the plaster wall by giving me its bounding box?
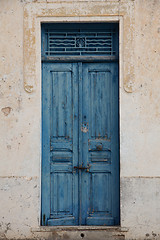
[0,0,160,239]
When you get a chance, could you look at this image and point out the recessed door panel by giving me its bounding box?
[89,70,111,139]
[51,71,73,138]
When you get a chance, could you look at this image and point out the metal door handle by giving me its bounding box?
[74,164,91,172]
[96,144,103,151]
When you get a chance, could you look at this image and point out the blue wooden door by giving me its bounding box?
[42,62,119,226]
[42,63,79,225]
[80,63,119,225]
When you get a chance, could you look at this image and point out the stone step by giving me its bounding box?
[31,226,127,240]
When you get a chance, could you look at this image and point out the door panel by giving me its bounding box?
[89,70,111,139]
[51,71,73,138]
[81,63,119,225]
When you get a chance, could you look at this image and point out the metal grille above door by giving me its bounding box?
[41,23,119,59]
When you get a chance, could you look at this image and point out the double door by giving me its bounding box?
[42,62,119,226]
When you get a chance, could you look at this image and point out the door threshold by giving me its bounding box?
[31,226,128,232]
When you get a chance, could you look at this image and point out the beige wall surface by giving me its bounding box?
[0,0,160,239]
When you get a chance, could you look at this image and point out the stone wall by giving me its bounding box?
[0,0,160,239]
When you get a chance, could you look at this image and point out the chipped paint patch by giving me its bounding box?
[124,74,135,93]
[1,107,12,116]
[24,84,34,93]
[81,124,89,133]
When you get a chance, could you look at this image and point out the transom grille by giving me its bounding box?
[42,23,118,58]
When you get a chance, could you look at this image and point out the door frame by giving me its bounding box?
[38,16,123,226]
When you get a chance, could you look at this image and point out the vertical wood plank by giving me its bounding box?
[78,62,83,225]
[42,63,52,225]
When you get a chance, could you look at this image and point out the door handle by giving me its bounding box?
[96,144,103,151]
[74,164,91,172]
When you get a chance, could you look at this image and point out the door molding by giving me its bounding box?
[42,56,118,63]
[41,23,119,226]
